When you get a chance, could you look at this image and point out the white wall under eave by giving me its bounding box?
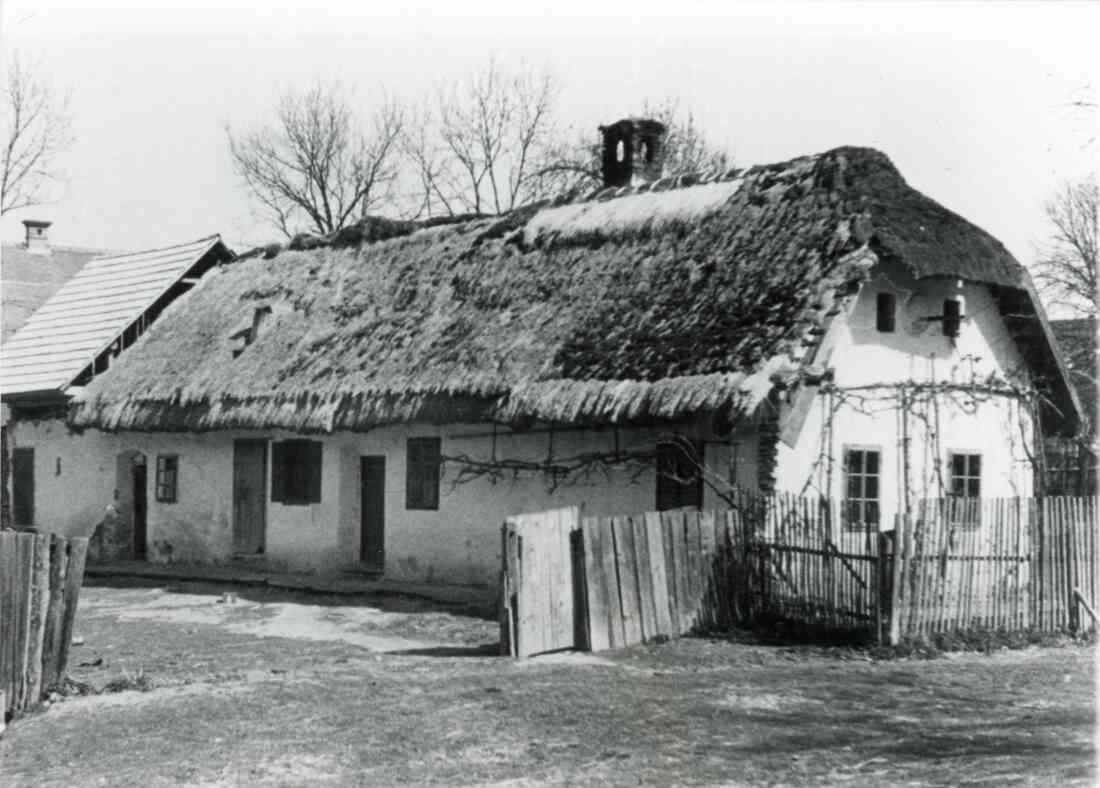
[4,420,237,561]
[9,417,755,587]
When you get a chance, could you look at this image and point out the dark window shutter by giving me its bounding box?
[307,440,323,503]
[13,447,34,527]
[406,437,441,510]
[271,441,286,503]
[876,292,896,333]
[943,298,961,337]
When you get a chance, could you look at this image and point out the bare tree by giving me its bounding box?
[404,60,561,217]
[1034,176,1098,318]
[1,53,73,216]
[228,83,405,237]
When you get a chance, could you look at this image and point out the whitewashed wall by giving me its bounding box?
[8,418,743,587]
[775,260,1036,527]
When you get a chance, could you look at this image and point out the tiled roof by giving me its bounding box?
[1,235,226,397]
[1,244,110,342]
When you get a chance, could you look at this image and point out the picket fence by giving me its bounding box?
[892,496,1098,639]
[500,494,1099,657]
[1,531,89,716]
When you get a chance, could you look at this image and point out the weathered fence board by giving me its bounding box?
[1,531,89,717]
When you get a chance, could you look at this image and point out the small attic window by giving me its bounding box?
[876,292,896,333]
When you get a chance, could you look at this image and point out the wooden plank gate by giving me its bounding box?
[499,507,582,658]
[1,531,89,717]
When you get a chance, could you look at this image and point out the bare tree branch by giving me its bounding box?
[406,59,562,217]
[1,52,73,215]
[227,82,405,237]
[1034,175,1098,319]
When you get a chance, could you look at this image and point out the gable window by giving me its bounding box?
[876,292,896,333]
[13,447,34,528]
[271,440,322,505]
[942,298,962,338]
[406,437,441,510]
[843,447,880,531]
[155,454,179,503]
[948,452,982,526]
[656,438,704,511]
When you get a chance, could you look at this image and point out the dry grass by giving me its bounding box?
[2,581,1094,787]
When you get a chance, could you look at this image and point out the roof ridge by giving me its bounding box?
[89,234,223,262]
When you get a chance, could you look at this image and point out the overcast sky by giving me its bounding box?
[1,1,1096,282]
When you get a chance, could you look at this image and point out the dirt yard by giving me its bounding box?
[1,579,1095,787]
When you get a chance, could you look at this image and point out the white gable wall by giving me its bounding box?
[775,260,1036,529]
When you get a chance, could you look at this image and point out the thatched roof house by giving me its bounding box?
[70,145,1079,436]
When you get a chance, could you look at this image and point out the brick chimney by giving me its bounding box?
[23,220,52,255]
[599,118,667,188]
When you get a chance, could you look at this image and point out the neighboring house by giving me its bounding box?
[1,220,113,527]
[4,120,1080,588]
[1,235,235,540]
[1046,317,1097,494]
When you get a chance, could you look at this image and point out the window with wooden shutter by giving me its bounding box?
[13,447,34,527]
[943,298,962,338]
[270,439,322,505]
[876,292,896,333]
[656,438,703,511]
[406,437,441,510]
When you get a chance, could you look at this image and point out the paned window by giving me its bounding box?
[155,454,179,503]
[843,447,880,530]
[948,452,982,526]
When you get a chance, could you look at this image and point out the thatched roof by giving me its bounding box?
[69,146,1077,434]
[1051,318,1097,435]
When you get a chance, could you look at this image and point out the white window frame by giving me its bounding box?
[842,444,882,531]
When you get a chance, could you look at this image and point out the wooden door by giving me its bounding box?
[360,456,385,569]
[233,440,267,554]
[12,447,34,528]
[132,462,148,559]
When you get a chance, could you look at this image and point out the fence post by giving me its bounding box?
[890,512,905,645]
[876,531,889,645]
[499,522,511,656]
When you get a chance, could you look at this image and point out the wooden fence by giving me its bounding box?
[892,496,1098,640]
[500,494,1099,657]
[1,531,89,716]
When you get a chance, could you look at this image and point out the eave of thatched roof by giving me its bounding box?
[68,146,1078,434]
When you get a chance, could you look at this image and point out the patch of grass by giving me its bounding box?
[705,614,1097,661]
[100,670,155,694]
[868,627,1097,660]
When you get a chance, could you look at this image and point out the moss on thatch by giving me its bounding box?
[70,147,1060,433]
